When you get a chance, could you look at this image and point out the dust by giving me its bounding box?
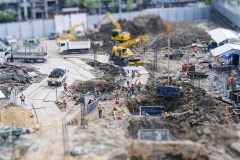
[1,106,37,127]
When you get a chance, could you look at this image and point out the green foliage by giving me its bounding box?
[126,0,133,11]
[80,0,97,9]
[0,10,15,23]
[103,0,111,9]
[205,0,211,5]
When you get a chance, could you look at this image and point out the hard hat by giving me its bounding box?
[21,93,24,95]
[90,98,92,100]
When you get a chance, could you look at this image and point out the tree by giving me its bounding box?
[65,0,80,7]
[79,0,97,9]
[205,0,211,5]
[0,10,15,23]
[126,0,133,11]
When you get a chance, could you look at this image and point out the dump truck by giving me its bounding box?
[94,12,130,42]
[110,34,150,66]
[59,40,91,54]
[47,67,67,86]
[4,43,47,63]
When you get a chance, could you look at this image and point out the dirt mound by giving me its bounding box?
[1,106,37,127]
[99,15,166,38]
[126,83,238,125]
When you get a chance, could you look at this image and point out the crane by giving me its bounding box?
[59,22,86,41]
[110,34,150,66]
[94,12,130,42]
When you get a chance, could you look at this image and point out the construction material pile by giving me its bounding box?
[0,62,38,83]
[93,14,209,48]
[1,106,37,127]
[126,83,238,125]
[48,70,64,78]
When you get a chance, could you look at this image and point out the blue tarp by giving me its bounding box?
[53,68,66,74]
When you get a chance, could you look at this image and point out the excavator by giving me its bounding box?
[110,34,150,66]
[94,12,130,42]
[59,22,86,40]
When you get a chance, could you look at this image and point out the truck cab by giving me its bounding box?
[59,41,67,54]
[4,49,12,62]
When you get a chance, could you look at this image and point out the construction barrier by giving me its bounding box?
[86,98,99,114]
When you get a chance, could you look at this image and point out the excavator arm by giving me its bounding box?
[95,12,121,29]
[69,22,86,35]
[117,34,150,48]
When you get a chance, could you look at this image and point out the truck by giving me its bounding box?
[47,67,67,86]
[4,43,47,63]
[59,40,91,54]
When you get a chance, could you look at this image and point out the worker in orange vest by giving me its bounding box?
[62,100,67,112]
[226,78,231,90]
[20,93,25,105]
[116,87,120,100]
[164,112,169,117]
[63,83,68,92]
[126,85,131,98]
[98,103,103,118]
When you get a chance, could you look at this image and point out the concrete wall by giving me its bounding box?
[0,6,211,39]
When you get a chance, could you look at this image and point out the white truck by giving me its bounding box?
[47,67,67,86]
[59,40,91,54]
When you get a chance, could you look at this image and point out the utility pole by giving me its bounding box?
[44,0,48,19]
[167,25,172,86]
[56,0,59,15]
[23,0,28,20]
[31,0,36,19]
[118,0,122,16]
[98,0,101,15]
[17,0,22,21]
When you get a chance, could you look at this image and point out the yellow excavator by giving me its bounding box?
[59,22,86,40]
[110,34,150,66]
[94,12,130,42]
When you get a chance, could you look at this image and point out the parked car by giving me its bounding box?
[48,32,60,39]
[23,39,39,47]
[0,41,7,51]
[3,36,17,45]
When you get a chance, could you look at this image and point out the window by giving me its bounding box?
[29,40,34,43]
[61,43,65,47]
[5,52,10,56]
[112,31,118,37]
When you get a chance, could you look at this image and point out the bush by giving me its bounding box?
[0,10,16,23]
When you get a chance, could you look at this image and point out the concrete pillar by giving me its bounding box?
[17,0,22,21]
[55,0,59,15]
[23,0,28,20]
[44,0,48,19]
[31,0,36,19]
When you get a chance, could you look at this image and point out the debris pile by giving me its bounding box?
[48,70,64,78]
[1,106,37,127]
[0,62,39,83]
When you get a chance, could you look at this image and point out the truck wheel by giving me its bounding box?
[30,60,34,63]
[63,50,68,54]
[80,50,86,54]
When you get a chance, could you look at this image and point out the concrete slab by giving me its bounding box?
[35,108,53,126]
[31,88,53,100]
[136,75,149,85]
[20,80,46,97]
[16,98,33,110]
[44,90,62,102]
[68,58,95,70]
[28,87,45,98]
[44,105,63,120]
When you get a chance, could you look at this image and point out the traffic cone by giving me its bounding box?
[115,100,119,104]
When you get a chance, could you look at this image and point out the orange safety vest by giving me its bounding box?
[98,105,102,110]
[63,83,67,88]
[116,89,120,94]
[127,86,131,92]
[138,83,141,87]
[227,80,231,85]
[62,102,67,106]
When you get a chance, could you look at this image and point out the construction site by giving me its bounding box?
[0,2,240,160]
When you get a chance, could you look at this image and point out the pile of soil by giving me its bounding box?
[70,80,117,94]
[1,106,37,127]
[48,70,64,78]
[125,83,239,125]
[100,15,166,38]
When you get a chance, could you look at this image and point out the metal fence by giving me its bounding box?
[86,98,99,114]
[0,6,211,40]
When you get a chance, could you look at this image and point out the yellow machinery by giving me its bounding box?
[95,12,130,42]
[59,22,86,40]
[110,34,150,66]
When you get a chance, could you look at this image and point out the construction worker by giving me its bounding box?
[62,100,67,112]
[126,75,130,86]
[131,84,135,95]
[63,83,68,92]
[98,103,103,118]
[88,98,93,105]
[20,93,25,105]
[132,70,135,79]
[126,85,131,98]
[164,112,169,117]
[230,77,237,90]
[146,113,150,119]
[227,78,231,90]
[116,87,120,100]
[137,82,142,92]
[155,131,162,141]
